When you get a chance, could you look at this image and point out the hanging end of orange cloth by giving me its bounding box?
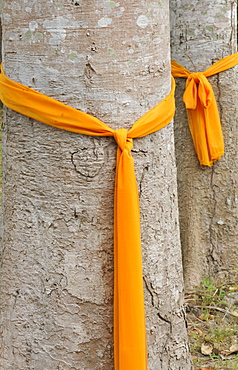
[186,105,225,168]
[199,151,224,167]
[113,141,148,370]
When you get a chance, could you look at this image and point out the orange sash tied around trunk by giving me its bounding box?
[0,64,175,370]
[171,52,238,166]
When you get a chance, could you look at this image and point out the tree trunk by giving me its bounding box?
[170,0,238,289]
[0,1,192,369]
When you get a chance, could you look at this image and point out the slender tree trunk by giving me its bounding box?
[0,1,192,369]
[170,0,238,289]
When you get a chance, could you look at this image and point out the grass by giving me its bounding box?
[186,276,238,369]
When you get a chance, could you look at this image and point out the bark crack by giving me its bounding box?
[143,277,172,328]
[143,276,154,306]
[84,59,97,85]
[138,165,149,197]
[157,311,172,326]
[208,166,219,273]
[229,1,236,50]
[207,74,224,274]
[70,149,104,178]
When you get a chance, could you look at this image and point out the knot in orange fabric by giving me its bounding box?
[188,71,203,84]
[113,128,133,152]
[184,72,213,110]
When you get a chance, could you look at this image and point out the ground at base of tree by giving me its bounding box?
[186,275,238,370]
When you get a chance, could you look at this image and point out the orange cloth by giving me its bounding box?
[171,53,238,166]
[0,64,175,370]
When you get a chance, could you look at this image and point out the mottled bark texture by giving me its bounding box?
[170,0,238,289]
[0,1,192,369]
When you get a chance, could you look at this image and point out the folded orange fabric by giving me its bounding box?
[171,52,238,166]
[0,64,175,370]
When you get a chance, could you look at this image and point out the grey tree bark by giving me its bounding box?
[170,0,238,289]
[0,1,192,369]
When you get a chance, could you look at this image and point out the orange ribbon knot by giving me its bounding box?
[114,128,133,152]
[172,52,238,166]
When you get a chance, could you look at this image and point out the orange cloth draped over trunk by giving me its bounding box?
[171,52,238,166]
[0,64,175,370]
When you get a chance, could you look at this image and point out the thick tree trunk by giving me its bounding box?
[0,1,192,369]
[170,0,238,289]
